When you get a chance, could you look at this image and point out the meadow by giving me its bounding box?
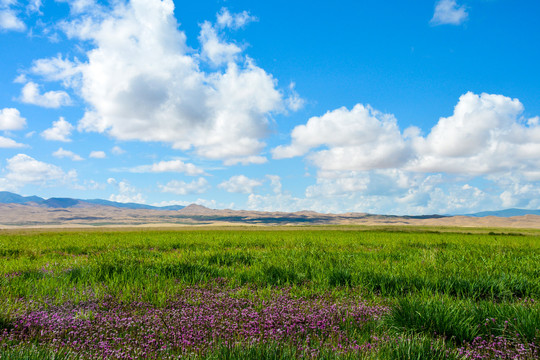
[0,226,538,359]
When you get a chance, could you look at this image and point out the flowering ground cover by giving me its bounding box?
[0,227,539,359]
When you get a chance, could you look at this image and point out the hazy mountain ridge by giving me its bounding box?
[0,191,184,211]
[1,191,540,221]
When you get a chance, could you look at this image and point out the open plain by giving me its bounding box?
[0,226,539,359]
[2,203,540,229]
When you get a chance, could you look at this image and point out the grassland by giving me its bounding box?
[0,227,539,359]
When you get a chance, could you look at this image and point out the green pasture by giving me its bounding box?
[0,226,539,359]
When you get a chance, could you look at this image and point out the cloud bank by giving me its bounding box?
[31,0,291,165]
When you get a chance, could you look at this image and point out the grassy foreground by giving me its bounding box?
[0,227,538,359]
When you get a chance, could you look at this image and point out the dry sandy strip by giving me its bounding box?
[1,203,540,229]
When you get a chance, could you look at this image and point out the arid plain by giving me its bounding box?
[2,202,540,229]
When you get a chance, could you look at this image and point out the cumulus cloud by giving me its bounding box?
[53,147,84,161]
[273,104,411,171]
[199,21,242,66]
[0,9,25,31]
[276,92,540,178]
[0,136,25,148]
[20,82,71,108]
[0,108,26,130]
[218,175,263,193]
[32,0,286,164]
[431,0,468,26]
[268,91,540,214]
[89,150,106,158]
[409,92,540,175]
[41,117,74,142]
[30,55,81,87]
[107,178,145,204]
[159,177,210,195]
[0,154,77,190]
[128,159,205,176]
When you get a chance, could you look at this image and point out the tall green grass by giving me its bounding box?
[0,227,539,358]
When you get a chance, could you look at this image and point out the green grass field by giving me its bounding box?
[0,227,538,359]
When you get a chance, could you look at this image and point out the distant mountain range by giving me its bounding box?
[0,191,185,211]
[1,191,540,217]
[462,209,540,217]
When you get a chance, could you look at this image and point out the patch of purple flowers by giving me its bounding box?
[0,282,388,359]
[457,336,539,359]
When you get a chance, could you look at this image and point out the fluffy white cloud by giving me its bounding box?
[30,55,81,87]
[409,92,540,175]
[431,0,468,26]
[53,147,84,161]
[273,104,411,171]
[0,154,77,190]
[0,136,25,148]
[0,108,26,130]
[276,92,540,177]
[33,0,285,164]
[20,82,71,108]
[0,9,25,31]
[107,178,145,204]
[218,175,263,193]
[159,177,209,195]
[268,92,540,214]
[41,117,74,142]
[128,159,205,176]
[89,150,106,158]
[199,21,242,66]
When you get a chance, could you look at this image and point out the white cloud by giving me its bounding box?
[216,8,256,30]
[0,154,77,190]
[431,0,468,26]
[218,175,263,193]
[27,0,42,14]
[56,0,97,14]
[409,92,540,175]
[159,177,210,195]
[0,108,26,130]
[275,92,540,177]
[33,0,286,164]
[0,9,26,31]
[128,159,205,176]
[266,175,282,194]
[0,135,25,148]
[286,82,305,111]
[199,21,242,66]
[107,178,145,204]
[273,104,411,171]
[267,92,540,214]
[111,145,125,155]
[30,55,81,87]
[20,82,71,108]
[89,150,106,158]
[53,147,84,161]
[224,155,267,166]
[41,117,74,142]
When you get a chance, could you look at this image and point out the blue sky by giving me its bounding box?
[1,0,539,215]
